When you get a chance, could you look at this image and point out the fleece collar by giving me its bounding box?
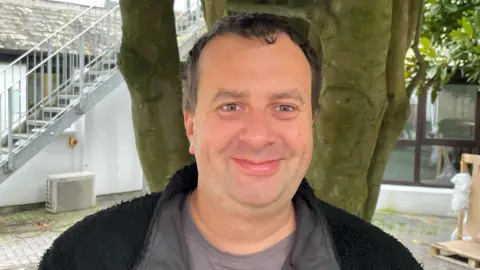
[135,163,341,270]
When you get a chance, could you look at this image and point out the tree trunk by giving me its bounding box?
[118,0,192,192]
[308,0,421,220]
[307,1,394,217]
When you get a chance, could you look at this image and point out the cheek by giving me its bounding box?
[275,119,313,153]
[195,116,243,154]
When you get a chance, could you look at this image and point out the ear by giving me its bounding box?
[184,111,195,154]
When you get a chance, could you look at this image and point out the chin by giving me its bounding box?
[234,193,281,208]
[230,174,285,206]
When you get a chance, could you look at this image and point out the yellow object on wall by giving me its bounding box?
[69,137,78,148]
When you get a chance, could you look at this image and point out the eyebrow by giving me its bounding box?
[211,89,250,103]
[271,89,305,104]
[211,88,305,104]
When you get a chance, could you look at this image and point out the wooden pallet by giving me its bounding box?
[431,241,480,269]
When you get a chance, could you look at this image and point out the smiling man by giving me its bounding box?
[39,13,423,270]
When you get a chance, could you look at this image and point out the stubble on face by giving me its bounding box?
[185,32,314,213]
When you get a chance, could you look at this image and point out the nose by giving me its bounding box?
[238,109,275,149]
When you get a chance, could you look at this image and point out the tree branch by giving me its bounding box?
[406,0,426,96]
[423,75,438,92]
[362,0,411,221]
[406,0,424,47]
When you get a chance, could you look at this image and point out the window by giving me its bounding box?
[399,94,418,140]
[425,84,477,140]
[384,145,415,182]
[384,76,479,187]
[420,145,479,186]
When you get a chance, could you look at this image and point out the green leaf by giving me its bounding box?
[427,48,437,58]
[427,66,437,78]
[442,0,458,12]
[462,16,474,37]
[420,37,432,49]
[449,30,464,39]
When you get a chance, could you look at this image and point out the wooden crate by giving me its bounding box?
[431,241,480,269]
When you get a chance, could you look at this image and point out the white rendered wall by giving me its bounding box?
[0,82,142,207]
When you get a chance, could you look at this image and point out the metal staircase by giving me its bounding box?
[0,1,205,185]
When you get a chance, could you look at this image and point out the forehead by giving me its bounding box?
[196,33,311,97]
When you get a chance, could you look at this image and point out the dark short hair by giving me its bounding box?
[183,12,322,114]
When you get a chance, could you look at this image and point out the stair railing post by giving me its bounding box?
[47,39,53,103]
[1,71,4,144]
[79,35,85,110]
[106,11,111,53]
[7,86,14,171]
[196,0,201,25]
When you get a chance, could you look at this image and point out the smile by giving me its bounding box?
[231,158,282,176]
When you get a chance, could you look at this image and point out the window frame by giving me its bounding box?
[383,75,480,188]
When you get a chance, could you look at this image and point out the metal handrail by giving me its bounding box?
[1,5,120,95]
[0,5,96,75]
[0,4,122,168]
[26,44,117,118]
[5,45,119,154]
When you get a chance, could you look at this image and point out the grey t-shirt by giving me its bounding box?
[182,197,294,270]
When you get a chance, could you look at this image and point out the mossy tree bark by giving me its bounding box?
[118,0,192,192]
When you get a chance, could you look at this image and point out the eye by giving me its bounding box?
[273,104,298,120]
[275,105,295,112]
[221,103,241,112]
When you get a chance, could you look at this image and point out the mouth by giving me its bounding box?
[232,158,282,176]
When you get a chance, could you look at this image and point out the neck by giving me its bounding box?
[189,186,296,255]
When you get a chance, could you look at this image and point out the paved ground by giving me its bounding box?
[0,192,468,270]
[373,211,464,269]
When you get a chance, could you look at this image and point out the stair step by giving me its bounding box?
[89,70,109,76]
[58,94,80,100]
[12,133,30,140]
[43,107,64,113]
[0,147,15,154]
[73,82,94,88]
[30,128,46,134]
[27,120,49,126]
[102,59,117,65]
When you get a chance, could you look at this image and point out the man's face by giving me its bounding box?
[184,33,313,208]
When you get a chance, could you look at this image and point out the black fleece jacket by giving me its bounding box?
[39,163,423,270]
